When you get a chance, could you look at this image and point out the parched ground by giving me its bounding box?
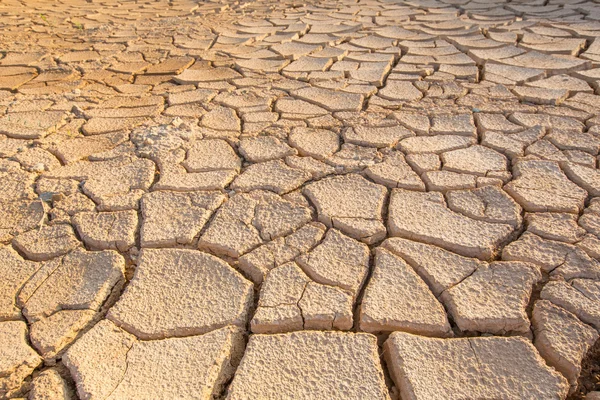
[2,0,600,399]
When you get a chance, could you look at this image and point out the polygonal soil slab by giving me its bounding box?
[140,191,226,247]
[30,309,97,362]
[251,191,313,241]
[388,189,514,260]
[20,249,125,323]
[360,248,451,336]
[441,261,541,334]
[563,162,600,197]
[155,152,238,193]
[398,135,475,155]
[201,106,241,132]
[540,279,600,330]
[13,224,80,261]
[183,139,241,173]
[381,237,484,297]
[441,145,508,176]
[502,232,600,280]
[384,332,569,400]
[72,210,138,252]
[0,199,46,243]
[63,319,244,400]
[107,249,253,339]
[430,114,476,137]
[0,245,41,320]
[446,185,523,228]
[304,174,387,243]
[250,262,353,333]
[366,151,425,191]
[198,193,263,258]
[15,249,125,360]
[226,331,390,400]
[296,228,370,297]
[230,160,310,195]
[291,87,364,112]
[44,156,156,210]
[239,136,295,163]
[289,127,340,160]
[199,192,312,258]
[525,212,586,244]
[0,321,42,398]
[28,368,75,400]
[238,222,326,284]
[343,125,414,149]
[532,300,599,388]
[504,160,587,213]
[174,67,242,83]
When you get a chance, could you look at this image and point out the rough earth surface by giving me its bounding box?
[1,0,600,399]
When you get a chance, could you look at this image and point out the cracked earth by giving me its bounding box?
[3,0,600,399]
